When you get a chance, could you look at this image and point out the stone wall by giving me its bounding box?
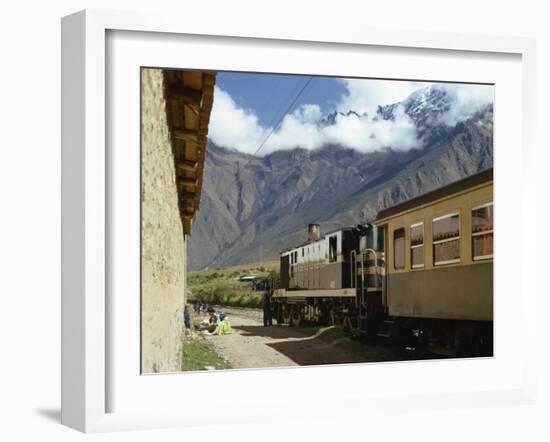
[141,68,186,373]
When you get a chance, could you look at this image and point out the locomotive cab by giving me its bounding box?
[274,223,386,338]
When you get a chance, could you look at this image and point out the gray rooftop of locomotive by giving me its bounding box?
[281,226,356,254]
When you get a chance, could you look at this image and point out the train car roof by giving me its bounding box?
[323,226,356,236]
[280,226,355,254]
[375,167,493,223]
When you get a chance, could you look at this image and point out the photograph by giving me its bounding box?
[140,67,494,374]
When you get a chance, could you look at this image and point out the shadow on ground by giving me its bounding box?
[232,325,318,339]
[234,324,446,367]
[266,337,368,365]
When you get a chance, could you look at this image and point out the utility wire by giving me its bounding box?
[251,76,314,158]
[263,76,304,131]
[244,76,313,263]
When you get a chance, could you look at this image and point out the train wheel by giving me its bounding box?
[328,309,335,326]
[342,316,352,333]
[290,306,303,327]
[282,306,291,324]
[275,303,283,325]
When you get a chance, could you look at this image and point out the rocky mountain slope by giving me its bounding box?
[187,88,493,270]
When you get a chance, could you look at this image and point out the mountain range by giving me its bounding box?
[187,86,494,270]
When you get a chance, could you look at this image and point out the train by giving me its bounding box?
[272,168,494,357]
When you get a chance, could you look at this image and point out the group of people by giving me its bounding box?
[193,297,210,314]
[182,288,273,336]
[183,303,232,336]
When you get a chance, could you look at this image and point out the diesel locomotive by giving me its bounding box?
[272,168,494,357]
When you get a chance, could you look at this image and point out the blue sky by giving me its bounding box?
[216,73,347,127]
[208,72,494,156]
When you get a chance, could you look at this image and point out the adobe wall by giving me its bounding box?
[141,68,186,373]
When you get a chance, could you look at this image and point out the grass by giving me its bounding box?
[187,265,271,287]
[309,325,439,362]
[188,264,280,310]
[194,286,263,309]
[313,326,368,355]
[180,334,232,371]
[290,325,395,361]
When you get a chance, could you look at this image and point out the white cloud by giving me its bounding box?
[262,103,421,154]
[433,84,494,126]
[207,80,493,156]
[208,86,267,155]
[262,104,325,153]
[322,106,420,152]
[293,104,322,123]
[336,79,426,115]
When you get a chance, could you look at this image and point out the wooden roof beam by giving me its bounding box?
[167,84,202,105]
[180,191,196,200]
[176,159,198,173]
[173,128,198,142]
[182,217,192,235]
[184,103,199,116]
[202,73,216,87]
[178,176,199,186]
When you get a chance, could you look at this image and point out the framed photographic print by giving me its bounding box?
[61,9,537,433]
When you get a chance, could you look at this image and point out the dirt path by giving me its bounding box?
[203,307,375,369]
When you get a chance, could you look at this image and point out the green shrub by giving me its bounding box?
[268,269,281,289]
[187,267,266,310]
[191,285,261,309]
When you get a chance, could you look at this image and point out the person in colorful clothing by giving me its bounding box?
[216,312,232,335]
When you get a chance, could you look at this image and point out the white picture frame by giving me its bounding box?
[61,9,537,433]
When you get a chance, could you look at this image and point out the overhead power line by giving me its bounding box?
[251,76,314,157]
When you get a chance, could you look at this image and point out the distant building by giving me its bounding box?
[141,68,216,373]
[239,275,258,282]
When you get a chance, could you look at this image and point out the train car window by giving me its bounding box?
[393,228,405,270]
[433,213,460,265]
[377,227,385,252]
[410,222,424,268]
[472,203,493,260]
[329,236,337,262]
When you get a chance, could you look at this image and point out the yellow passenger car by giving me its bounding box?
[375,168,493,355]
